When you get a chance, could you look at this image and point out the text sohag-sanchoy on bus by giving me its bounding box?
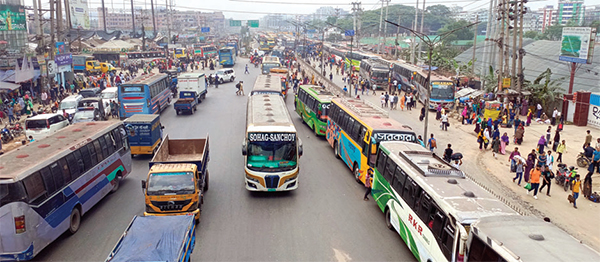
[391,62,455,110]
[118,73,171,118]
[0,122,132,261]
[326,97,419,184]
[242,94,303,191]
[371,141,517,262]
[466,215,600,262]
[294,85,334,136]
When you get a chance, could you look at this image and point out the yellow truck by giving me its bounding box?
[73,55,101,75]
[142,135,210,223]
[100,62,118,74]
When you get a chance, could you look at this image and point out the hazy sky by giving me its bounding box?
[25,0,565,20]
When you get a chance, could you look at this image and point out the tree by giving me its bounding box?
[523,31,539,39]
[437,20,474,45]
[326,16,338,25]
[541,25,563,41]
[481,66,498,92]
[525,68,565,111]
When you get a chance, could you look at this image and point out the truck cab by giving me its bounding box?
[101,62,117,74]
[142,135,210,223]
[86,60,101,75]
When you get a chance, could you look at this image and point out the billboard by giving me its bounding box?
[69,0,90,30]
[0,5,27,31]
[559,27,596,64]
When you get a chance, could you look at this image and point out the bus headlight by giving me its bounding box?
[246,175,259,183]
[145,204,155,213]
[284,175,298,184]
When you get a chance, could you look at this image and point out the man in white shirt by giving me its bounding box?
[380,93,386,107]
[536,103,543,119]
[552,107,558,125]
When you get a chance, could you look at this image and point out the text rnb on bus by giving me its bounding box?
[0,122,132,260]
[249,74,284,97]
[242,94,302,191]
[118,73,171,118]
[326,97,418,184]
[294,85,334,136]
[371,141,516,262]
[261,56,281,75]
[466,215,600,262]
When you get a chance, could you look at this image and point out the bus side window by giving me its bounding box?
[417,193,433,225]
[392,167,406,195]
[65,152,82,179]
[23,172,46,203]
[39,167,57,196]
[375,150,387,175]
[93,140,103,163]
[441,222,457,260]
[104,134,115,155]
[99,136,110,157]
[87,143,99,167]
[59,158,72,184]
[49,162,65,191]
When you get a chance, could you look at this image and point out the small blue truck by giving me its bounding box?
[124,114,164,155]
[174,91,198,115]
[105,215,196,262]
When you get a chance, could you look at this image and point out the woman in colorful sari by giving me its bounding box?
[500,132,509,155]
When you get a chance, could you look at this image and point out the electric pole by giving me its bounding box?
[497,0,507,92]
[481,0,495,89]
[383,0,390,56]
[472,14,478,75]
[57,0,62,42]
[377,0,384,54]
[410,0,419,64]
[517,0,525,94]
[50,0,55,59]
[101,0,107,32]
[151,0,157,37]
[131,0,136,36]
[418,0,425,60]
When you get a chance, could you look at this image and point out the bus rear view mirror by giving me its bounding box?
[242,144,247,156]
[141,180,147,190]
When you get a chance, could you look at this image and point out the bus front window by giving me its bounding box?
[431,84,454,100]
[247,141,297,172]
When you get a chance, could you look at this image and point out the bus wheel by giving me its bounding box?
[352,163,361,183]
[334,141,340,159]
[203,171,209,192]
[111,174,121,193]
[69,208,81,234]
[385,208,394,231]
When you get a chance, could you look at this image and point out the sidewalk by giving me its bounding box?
[301,57,600,252]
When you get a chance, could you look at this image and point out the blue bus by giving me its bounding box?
[226,41,238,54]
[218,47,236,67]
[118,73,171,118]
[0,122,132,260]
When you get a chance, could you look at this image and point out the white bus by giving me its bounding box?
[261,56,281,75]
[466,215,600,262]
[249,74,284,97]
[0,121,132,260]
[371,141,517,262]
[242,94,302,191]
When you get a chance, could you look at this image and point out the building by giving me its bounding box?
[557,0,584,26]
[584,5,600,26]
[539,5,557,32]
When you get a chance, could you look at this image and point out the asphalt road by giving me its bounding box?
[33,58,416,261]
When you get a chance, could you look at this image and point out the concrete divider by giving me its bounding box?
[295,55,346,98]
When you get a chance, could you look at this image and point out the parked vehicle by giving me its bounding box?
[1,125,13,143]
[174,92,198,115]
[178,73,207,103]
[215,68,235,83]
[142,135,210,223]
[59,94,84,118]
[24,113,70,141]
[577,152,591,167]
[105,215,196,262]
[124,114,164,156]
[78,97,108,120]
[79,88,102,98]
[101,87,118,108]
[100,62,118,74]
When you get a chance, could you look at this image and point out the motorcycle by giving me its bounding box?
[577,152,591,167]
[1,125,14,143]
[555,164,569,191]
[9,123,24,137]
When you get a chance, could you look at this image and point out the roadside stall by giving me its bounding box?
[483,101,503,120]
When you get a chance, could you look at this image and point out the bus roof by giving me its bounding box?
[262,56,280,63]
[178,72,205,79]
[124,73,168,86]
[380,141,517,224]
[219,47,234,51]
[246,94,295,133]
[332,97,413,132]
[252,74,282,93]
[0,121,123,181]
[300,85,334,102]
[124,114,160,124]
[471,215,600,261]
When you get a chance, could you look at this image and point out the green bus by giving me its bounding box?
[294,85,334,136]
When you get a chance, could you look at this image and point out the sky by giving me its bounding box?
[24,0,566,20]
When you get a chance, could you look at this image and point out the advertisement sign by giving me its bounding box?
[55,53,73,67]
[559,27,596,64]
[69,0,90,29]
[0,5,27,31]
[587,93,600,128]
[502,78,511,88]
[56,42,66,55]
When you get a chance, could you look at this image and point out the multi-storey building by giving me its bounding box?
[557,0,584,26]
[539,5,557,32]
[584,5,600,26]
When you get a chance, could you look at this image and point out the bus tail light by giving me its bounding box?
[15,215,26,234]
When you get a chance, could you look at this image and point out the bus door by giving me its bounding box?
[364,133,377,168]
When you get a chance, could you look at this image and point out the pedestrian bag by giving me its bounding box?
[568,194,574,203]
[524,183,532,190]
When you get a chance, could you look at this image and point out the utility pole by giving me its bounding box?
[57,0,62,42]
[101,0,107,32]
[497,0,506,92]
[50,0,55,59]
[151,0,157,37]
[352,2,359,51]
[418,0,425,60]
[517,0,525,94]
[410,0,419,64]
[131,0,136,36]
[510,1,518,90]
[383,0,390,56]
[396,7,401,59]
[377,0,384,54]
[64,0,71,30]
[472,14,478,75]
[481,0,495,89]
[167,0,172,42]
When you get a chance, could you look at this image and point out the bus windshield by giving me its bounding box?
[0,182,27,208]
[147,172,195,195]
[60,101,78,110]
[431,83,454,100]
[247,141,297,171]
[372,70,388,79]
[262,63,280,73]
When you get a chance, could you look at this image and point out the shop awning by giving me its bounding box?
[0,81,20,91]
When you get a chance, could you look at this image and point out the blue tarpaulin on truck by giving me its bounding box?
[107,215,194,262]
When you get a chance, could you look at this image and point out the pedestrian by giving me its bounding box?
[584,130,592,149]
[537,135,546,154]
[514,124,525,145]
[441,112,449,131]
[443,144,453,162]
[556,140,566,163]
[491,137,500,158]
[527,164,542,199]
[372,84,377,95]
[551,107,558,125]
[380,93,385,107]
[477,130,485,150]
[451,158,462,169]
[406,94,412,110]
[593,146,600,174]
[399,94,405,110]
[419,106,425,121]
[536,103,542,119]
[28,136,35,143]
[427,133,437,152]
[539,165,553,196]
[538,151,547,167]
[571,174,582,208]
[7,106,14,125]
[553,129,561,151]
[526,109,533,126]
[483,127,491,149]
[244,64,249,74]
[525,150,536,182]
[363,169,373,201]
[384,92,389,108]
[509,147,521,172]
[500,132,509,155]
[513,159,524,185]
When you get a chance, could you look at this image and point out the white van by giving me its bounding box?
[101,87,118,109]
[25,113,70,141]
[59,94,83,117]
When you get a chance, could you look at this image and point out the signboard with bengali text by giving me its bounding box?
[69,0,90,29]
[559,27,596,64]
[0,5,27,31]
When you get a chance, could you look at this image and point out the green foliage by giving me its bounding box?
[481,66,498,93]
[525,68,565,110]
[523,31,539,39]
[540,25,563,41]
[326,16,338,25]
[587,20,600,32]
[437,20,475,45]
